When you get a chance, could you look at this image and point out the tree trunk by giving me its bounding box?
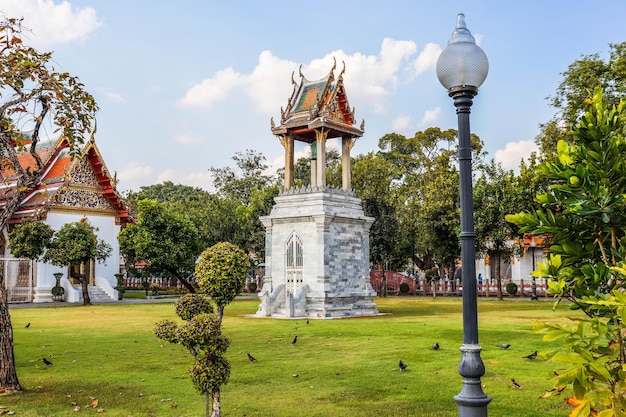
[74,273,91,305]
[0,173,39,393]
[495,255,503,300]
[380,264,387,298]
[170,270,196,293]
[210,389,221,417]
[0,273,21,392]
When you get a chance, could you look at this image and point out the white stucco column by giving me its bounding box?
[315,129,328,187]
[341,137,355,190]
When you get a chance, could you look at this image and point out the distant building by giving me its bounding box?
[0,135,130,303]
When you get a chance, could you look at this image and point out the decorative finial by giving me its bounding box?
[298,65,303,78]
[360,119,365,131]
[291,71,295,85]
[270,117,275,128]
[448,13,476,45]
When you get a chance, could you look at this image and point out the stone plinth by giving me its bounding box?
[256,186,379,318]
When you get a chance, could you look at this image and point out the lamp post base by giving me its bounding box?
[455,344,492,417]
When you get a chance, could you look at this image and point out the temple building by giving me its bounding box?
[256,60,379,318]
[0,134,130,303]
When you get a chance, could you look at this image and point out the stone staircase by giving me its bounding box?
[77,286,114,303]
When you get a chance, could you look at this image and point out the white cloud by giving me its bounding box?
[179,67,243,108]
[2,0,101,49]
[180,38,421,115]
[104,92,127,103]
[116,162,155,191]
[392,114,411,132]
[175,132,202,145]
[419,107,441,127]
[494,140,539,171]
[156,169,214,192]
[410,43,442,78]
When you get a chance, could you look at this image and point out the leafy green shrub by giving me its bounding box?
[399,282,410,294]
[505,282,518,296]
[248,282,257,292]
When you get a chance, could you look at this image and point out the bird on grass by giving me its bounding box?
[522,350,538,359]
[42,358,53,366]
[399,360,408,371]
[432,342,440,350]
[306,319,309,325]
[25,322,30,328]
[497,343,511,349]
[511,378,521,389]
[247,353,257,363]
[292,336,298,345]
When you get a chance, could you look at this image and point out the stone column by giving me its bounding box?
[341,137,355,190]
[280,135,294,189]
[315,129,328,188]
[310,142,317,187]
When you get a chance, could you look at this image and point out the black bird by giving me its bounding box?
[432,342,440,350]
[511,378,521,389]
[42,358,53,366]
[497,343,511,349]
[522,350,538,359]
[292,336,298,345]
[25,322,30,328]
[306,319,309,325]
[247,353,257,362]
[399,360,408,371]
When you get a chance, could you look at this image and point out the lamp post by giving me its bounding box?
[436,13,491,417]
[530,236,538,300]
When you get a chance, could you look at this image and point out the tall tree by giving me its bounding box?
[0,17,97,393]
[474,160,539,298]
[537,42,626,160]
[118,200,202,292]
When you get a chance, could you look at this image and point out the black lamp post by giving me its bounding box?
[530,236,538,300]
[436,13,491,417]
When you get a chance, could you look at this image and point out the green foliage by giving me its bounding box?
[399,282,410,294]
[505,282,518,296]
[43,221,111,267]
[195,242,250,316]
[154,293,232,416]
[118,199,202,292]
[7,220,54,260]
[507,88,626,416]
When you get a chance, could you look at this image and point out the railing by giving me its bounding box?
[1,258,35,303]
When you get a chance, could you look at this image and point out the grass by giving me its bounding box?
[2,296,576,416]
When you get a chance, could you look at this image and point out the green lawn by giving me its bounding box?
[3,296,574,416]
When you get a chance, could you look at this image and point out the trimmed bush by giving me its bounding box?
[399,282,410,294]
[506,282,518,296]
[248,282,257,292]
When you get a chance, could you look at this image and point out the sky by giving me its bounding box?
[2,0,625,193]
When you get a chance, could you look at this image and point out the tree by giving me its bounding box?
[507,88,626,415]
[474,160,539,299]
[194,242,250,325]
[0,17,97,393]
[118,199,202,292]
[537,42,626,161]
[43,221,112,306]
[7,220,54,260]
[154,293,230,417]
[160,241,249,417]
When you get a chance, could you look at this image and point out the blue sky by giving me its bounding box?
[3,0,626,192]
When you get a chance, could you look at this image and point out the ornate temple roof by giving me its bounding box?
[0,135,130,226]
[272,59,364,143]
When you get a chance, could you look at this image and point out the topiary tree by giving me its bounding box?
[195,242,250,325]
[155,242,249,417]
[154,294,229,417]
[507,88,626,416]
